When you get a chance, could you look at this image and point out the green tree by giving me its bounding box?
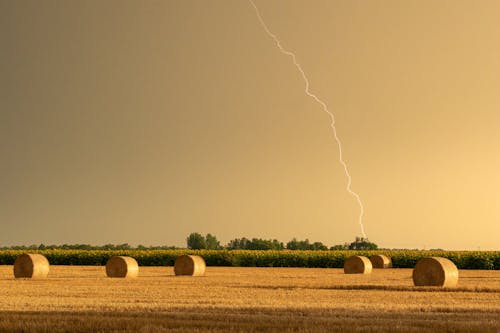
[270,239,285,250]
[248,238,284,250]
[227,238,250,250]
[286,238,300,250]
[286,238,312,250]
[348,237,378,250]
[205,233,221,250]
[226,238,284,250]
[286,239,327,250]
[311,242,328,251]
[186,232,206,249]
[330,244,348,250]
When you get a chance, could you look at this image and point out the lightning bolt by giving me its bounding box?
[249,0,367,238]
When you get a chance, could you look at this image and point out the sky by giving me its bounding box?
[1,0,499,250]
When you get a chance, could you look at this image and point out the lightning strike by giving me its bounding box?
[249,0,367,238]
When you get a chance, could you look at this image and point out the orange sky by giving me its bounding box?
[1,0,499,249]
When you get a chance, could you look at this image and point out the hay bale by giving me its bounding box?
[13,254,50,278]
[344,255,372,274]
[174,255,206,276]
[106,256,139,278]
[412,257,458,287]
[369,254,392,268]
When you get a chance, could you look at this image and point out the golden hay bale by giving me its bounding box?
[105,256,139,278]
[369,254,392,268]
[344,255,372,274]
[13,254,50,278]
[412,257,458,287]
[174,255,206,276]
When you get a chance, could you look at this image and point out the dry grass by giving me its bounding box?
[174,255,206,276]
[369,254,392,268]
[13,254,49,279]
[105,256,139,278]
[0,265,499,332]
[344,255,372,274]
[413,257,459,287]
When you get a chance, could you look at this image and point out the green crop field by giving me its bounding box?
[0,249,498,269]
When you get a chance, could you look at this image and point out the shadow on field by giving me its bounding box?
[236,284,500,293]
[0,306,498,333]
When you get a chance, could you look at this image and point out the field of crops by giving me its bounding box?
[0,249,498,269]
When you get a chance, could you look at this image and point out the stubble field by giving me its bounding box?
[0,266,499,332]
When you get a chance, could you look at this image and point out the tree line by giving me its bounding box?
[0,244,178,251]
[0,236,378,251]
[186,233,378,251]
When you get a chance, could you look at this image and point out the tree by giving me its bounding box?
[286,238,313,250]
[348,237,378,250]
[311,242,328,251]
[247,238,284,250]
[227,238,250,250]
[186,232,206,249]
[205,233,221,250]
[226,238,284,250]
[286,238,300,250]
[115,243,131,250]
[330,244,348,250]
[270,239,285,250]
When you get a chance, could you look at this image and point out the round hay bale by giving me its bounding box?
[412,257,458,287]
[369,254,392,268]
[174,255,206,276]
[13,254,50,278]
[105,256,139,278]
[344,255,372,274]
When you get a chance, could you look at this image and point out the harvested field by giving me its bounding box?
[0,266,499,332]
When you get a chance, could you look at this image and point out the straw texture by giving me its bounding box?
[412,257,458,287]
[344,255,372,274]
[13,254,50,278]
[106,256,139,278]
[174,255,206,276]
[369,254,392,268]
